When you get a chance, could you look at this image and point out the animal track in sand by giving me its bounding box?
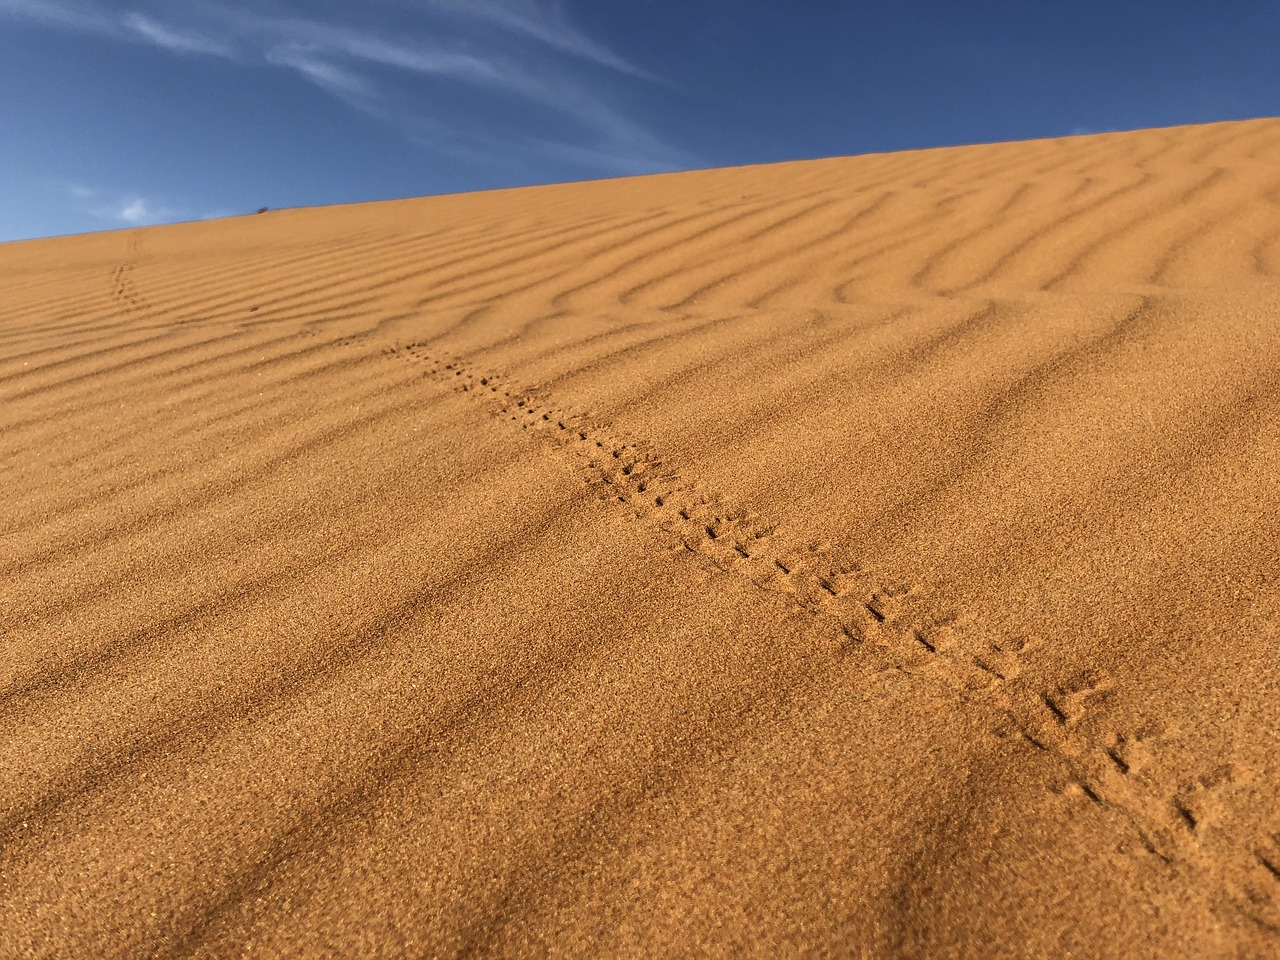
[108,231,148,315]
[343,333,1277,935]
[1049,711,1277,932]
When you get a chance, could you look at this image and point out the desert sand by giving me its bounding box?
[1,117,1278,958]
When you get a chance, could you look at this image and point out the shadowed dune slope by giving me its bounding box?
[2,117,1279,958]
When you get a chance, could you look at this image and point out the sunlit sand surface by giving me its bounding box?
[2,117,1278,957]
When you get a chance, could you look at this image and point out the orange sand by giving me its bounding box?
[1,118,1278,958]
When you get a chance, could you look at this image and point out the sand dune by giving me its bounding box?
[2,117,1279,957]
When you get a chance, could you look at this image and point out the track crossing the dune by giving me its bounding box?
[354,332,1279,935]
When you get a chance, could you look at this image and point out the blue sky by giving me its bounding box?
[1,0,1276,242]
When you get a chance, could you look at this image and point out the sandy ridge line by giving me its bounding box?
[71,147,1045,342]
[1039,165,1232,290]
[831,130,1188,303]
[0,206,616,343]
[0,333,400,582]
[339,332,1279,933]
[189,209,634,328]
[0,329,372,487]
[0,340,398,565]
[827,186,992,303]
[177,139,1067,327]
[411,189,836,319]
[0,319,357,436]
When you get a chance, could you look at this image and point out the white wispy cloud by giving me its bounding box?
[1,0,231,55]
[5,0,693,180]
[0,0,113,33]
[413,0,654,78]
[265,44,376,100]
[123,12,234,57]
[55,181,177,226]
[116,197,154,223]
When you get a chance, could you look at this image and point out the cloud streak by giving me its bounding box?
[123,12,235,57]
[265,45,376,100]
[116,197,155,224]
[0,0,113,33]
[52,181,177,226]
[1,0,692,175]
[414,0,655,79]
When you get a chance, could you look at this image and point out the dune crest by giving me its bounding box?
[2,118,1278,957]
